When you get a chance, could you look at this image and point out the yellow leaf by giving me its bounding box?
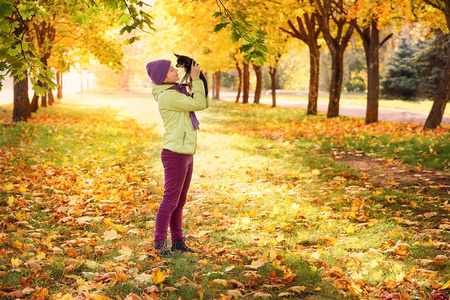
[11,258,22,267]
[248,210,258,218]
[12,240,23,249]
[52,292,75,300]
[213,279,228,286]
[198,259,209,265]
[89,295,113,300]
[311,169,320,175]
[104,218,114,226]
[372,270,382,281]
[245,259,266,269]
[151,268,166,285]
[345,225,355,235]
[114,224,126,233]
[19,185,27,193]
[5,183,14,191]
[441,279,450,290]
[36,252,46,260]
[7,196,15,206]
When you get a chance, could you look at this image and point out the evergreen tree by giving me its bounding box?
[381,38,421,100]
[414,30,450,99]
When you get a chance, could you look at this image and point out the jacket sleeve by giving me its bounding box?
[159,80,209,112]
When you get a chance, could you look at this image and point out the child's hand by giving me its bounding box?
[190,61,201,80]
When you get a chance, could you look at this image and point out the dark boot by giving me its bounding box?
[171,238,200,253]
[155,240,172,256]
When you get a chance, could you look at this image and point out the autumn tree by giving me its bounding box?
[1,0,155,122]
[150,0,237,99]
[419,0,450,129]
[344,0,404,124]
[315,0,354,118]
[282,0,322,114]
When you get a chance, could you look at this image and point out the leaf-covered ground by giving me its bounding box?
[0,90,449,300]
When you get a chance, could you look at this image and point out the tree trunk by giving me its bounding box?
[48,86,54,106]
[308,46,320,115]
[236,60,242,103]
[282,13,321,115]
[30,92,39,113]
[315,0,354,118]
[327,48,345,118]
[214,71,221,99]
[424,0,450,129]
[253,64,262,104]
[12,73,30,122]
[57,71,63,99]
[424,57,450,129]
[243,61,250,104]
[270,66,277,107]
[41,88,48,107]
[365,23,380,124]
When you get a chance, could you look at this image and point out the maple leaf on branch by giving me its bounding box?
[210,0,268,65]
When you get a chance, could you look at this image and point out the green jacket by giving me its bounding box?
[152,79,209,155]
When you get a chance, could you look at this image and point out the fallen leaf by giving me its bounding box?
[227,289,243,299]
[253,292,272,298]
[162,287,178,293]
[441,280,450,290]
[229,279,245,289]
[211,279,227,286]
[151,268,166,285]
[245,259,266,269]
[135,273,153,284]
[103,229,119,241]
[124,293,142,300]
[287,286,306,293]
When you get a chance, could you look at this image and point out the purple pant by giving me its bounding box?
[154,149,193,243]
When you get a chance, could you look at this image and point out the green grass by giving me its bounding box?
[0,92,448,299]
[262,92,450,115]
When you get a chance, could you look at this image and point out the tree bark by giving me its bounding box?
[41,88,47,107]
[214,71,221,99]
[308,46,320,115]
[327,48,345,118]
[282,13,321,115]
[365,23,379,124]
[48,85,54,106]
[30,92,39,113]
[269,66,277,107]
[236,59,242,103]
[243,61,250,104]
[12,73,30,122]
[253,64,262,104]
[57,71,63,99]
[315,0,354,118]
[424,57,450,129]
[423,0,450,129]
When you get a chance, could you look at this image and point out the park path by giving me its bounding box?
[1,88,449,125]
[219,92,450,125]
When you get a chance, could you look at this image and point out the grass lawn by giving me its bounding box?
[0,90,449,299]
[259,92,450,115]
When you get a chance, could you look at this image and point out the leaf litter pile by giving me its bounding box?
[0,95,449,300]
